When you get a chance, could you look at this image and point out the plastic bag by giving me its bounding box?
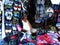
[37,34,55,44]
[43,34,55,44]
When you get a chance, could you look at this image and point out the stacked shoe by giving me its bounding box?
[4,0,13,37]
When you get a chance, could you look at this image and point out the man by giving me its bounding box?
[20,14,32,41]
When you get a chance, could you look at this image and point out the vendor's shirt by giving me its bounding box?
[22,20,31,34]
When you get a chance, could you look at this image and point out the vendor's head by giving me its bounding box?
[23,14,27,21]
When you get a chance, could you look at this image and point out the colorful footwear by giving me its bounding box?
[12,25,17,31]
[5,11,13,20]
[14,11,20,18]
[14,2,22,11]
[5,29,12,33]
[4,0,13,8]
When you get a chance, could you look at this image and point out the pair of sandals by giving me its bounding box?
[5,22,12,27]
[5,29,12,33]
[5,11,13,20]
[5,21,12,34]
[14,11,20,18]
[5,25,18,35]
[4,0,13,8]
[14,2,22,11]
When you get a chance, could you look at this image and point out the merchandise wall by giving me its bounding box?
[0,0,60,45]
[1,0,28,41]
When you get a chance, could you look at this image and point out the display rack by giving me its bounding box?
[1,0,27,39]
[1,0,27,45]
